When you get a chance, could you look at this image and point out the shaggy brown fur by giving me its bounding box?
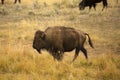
[33,26,94,61]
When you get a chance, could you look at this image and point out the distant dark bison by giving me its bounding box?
[33,27,94,61]
[1,0,21,5]
[79,0,108,11]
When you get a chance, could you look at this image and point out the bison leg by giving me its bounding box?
[81,47,88,59]
[72,48,79,62]
[14,0,17,4]
[50,49,59,61]
[1,0,4,5]
[19,0,21,3]
[52,51,57,61]
[59,51,64,61]
[14,0,21,4]
[93,4,96,11]
[52,50,64,61]
[89,5,92,11]
[102,0,108,11]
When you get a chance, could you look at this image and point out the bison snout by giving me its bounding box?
[32,45,41,54]
[33,44,35,49]
[36,49,41,54]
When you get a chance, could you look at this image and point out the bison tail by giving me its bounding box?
[85,33,94,48]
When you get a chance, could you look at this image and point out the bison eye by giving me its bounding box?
[40,33,45,40]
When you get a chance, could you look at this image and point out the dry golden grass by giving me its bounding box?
[0,0,120,80]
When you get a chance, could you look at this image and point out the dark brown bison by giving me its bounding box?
[33,27,94,61]
[1,0,21,5]
[79,0,108,11]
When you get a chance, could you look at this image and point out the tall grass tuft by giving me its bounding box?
[0,6,8,15]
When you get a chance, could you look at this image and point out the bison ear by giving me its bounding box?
[41,33,46,40]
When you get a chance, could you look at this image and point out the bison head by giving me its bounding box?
[79,0,87,10]
[33,30,46,54]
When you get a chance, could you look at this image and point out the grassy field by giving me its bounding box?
[0,0,120,80]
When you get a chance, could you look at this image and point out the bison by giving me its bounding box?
[1,0,21,5]
[33,26,94,61]
[79,0,108,11]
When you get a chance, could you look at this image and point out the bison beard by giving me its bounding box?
[33,27,94,61]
